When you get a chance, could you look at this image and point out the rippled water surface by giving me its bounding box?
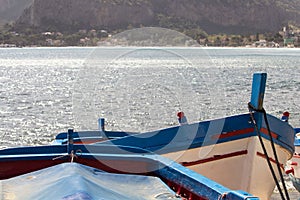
[0,47,300,198]
[1,47,300,146]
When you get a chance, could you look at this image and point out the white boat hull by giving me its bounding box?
[164,136,291,200]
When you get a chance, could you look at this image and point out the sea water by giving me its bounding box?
[0,47,299,199]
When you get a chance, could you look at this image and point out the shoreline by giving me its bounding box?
[0,45,300,49]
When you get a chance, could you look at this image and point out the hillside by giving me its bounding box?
[0,0,33,25]
[12,0,300,34]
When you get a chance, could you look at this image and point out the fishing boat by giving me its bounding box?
[53,73,295,200]
[0,142,259,200]
[286,128,300,192]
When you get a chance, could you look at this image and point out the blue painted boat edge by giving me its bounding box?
[0,144,152,160]
[293,128,300,147]
[294,139,300,147]
[294,128,300,133]
[96,112,294,156]
[0,145,67,156]
[262,114,295,154]
[55,130,137,140]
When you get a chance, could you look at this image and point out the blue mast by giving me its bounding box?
[250,73,267,111]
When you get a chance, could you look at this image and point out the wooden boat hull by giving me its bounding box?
[97,113,294,200]
[52,113,294,200]
[166,137,291,200]
[0,145,259,200]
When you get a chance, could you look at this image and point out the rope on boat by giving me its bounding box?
[261,108,290,200]
[52,150,78,162]
[217,193,227,200]
[248,103,290,200]
[70,150,75,163]
[53,129,78,162]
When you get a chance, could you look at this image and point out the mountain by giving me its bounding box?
[14,0,300,34]
[0,0,33,25]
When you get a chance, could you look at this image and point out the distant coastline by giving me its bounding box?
[0,45,292,48]
[1,25,299,48]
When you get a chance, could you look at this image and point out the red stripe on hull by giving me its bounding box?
[212,128,254,139]
[73,139,105,144]
[181,150,248,167]
[212,127,278,140]
[256,152,284,170]
[260,128,278,139]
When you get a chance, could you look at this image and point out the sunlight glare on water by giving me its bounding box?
[0,47,300,147]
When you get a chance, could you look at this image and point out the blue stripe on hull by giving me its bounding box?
[96,113,294,155]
